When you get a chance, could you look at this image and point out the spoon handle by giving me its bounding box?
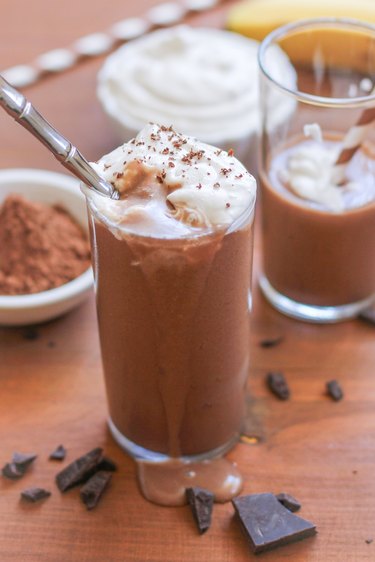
[0,75,117,199]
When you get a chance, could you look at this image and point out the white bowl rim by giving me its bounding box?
[0,167,93,310]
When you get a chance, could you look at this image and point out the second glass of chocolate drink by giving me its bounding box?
[84,124,256,505]
[258,19,375,322]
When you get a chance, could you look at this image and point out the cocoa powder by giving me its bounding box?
[0,195,91,295]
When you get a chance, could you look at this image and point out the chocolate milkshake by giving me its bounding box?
[84,124,256,504]
[260,133,375,311]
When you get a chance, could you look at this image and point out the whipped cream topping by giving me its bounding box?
[97,26,296,144]
[89,124,256,236]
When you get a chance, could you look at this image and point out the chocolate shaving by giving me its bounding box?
[80,471,112,510]
[232,493,316,554]
[21,487,51,502]
[266,372,290,400]
[276,492,301,512]
[186,487,214,534]
[326,380,343,401]
[55,447,103,492]
[49,445,66,461]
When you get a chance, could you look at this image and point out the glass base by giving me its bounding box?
[108,417,239,463]
[259,275,375,323]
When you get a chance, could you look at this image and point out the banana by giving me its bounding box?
[227,0,375,41]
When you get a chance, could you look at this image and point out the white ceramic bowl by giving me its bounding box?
[0,169,94,326]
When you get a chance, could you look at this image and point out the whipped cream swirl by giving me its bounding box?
[97,26,295,144]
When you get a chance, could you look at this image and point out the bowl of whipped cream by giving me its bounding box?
[97,25,296,174]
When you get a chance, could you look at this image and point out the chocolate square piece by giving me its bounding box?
[80,471,112,510]
[186,487,214,534]
[56,447,103,492]
[49,445,66,461]
[232,493,316,554]
[266,372,290,400]
[21,487,51,502]
[276,492,301,512]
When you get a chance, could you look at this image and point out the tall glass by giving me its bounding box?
[258,19,375,322]
[85,188,255,462]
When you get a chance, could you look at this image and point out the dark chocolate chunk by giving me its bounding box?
[266,372,290,400]
[80,471,112,510]
[232,493,316,554]
[186,487,214,534]
[55,447,103,492]
[22,327,40,340]
[2,462,24,479]
[12,452,37,470]
[359,307,375,326]
[21,487,51,502]
[49,445,66,461]
[96,456,117,472]
[260,336,284,348]
[276,492,301,513]
[326,380,343,401]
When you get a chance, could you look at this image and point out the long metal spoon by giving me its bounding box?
[0,75,118,199]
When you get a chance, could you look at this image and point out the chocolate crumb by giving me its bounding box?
[80,471,112,510]
[12,452,37,471]
[226,203,231,208]
[266,372,290,400]
[21,487,51,502]
[22,327,39,341]
[366,539,373,545]
[49,445,66,461]
[186,487,214,534]
[276,492,301,512]
[55,447,103,492]
[326,380,343,401]
[2,463,24,480]
[260,336,284,348]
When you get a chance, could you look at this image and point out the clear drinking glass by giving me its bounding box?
[258,18,375,322]
[84,187,255,462]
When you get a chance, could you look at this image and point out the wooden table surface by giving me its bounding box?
[1,1,375,560]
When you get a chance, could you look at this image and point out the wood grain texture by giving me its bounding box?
[1,1,375,560]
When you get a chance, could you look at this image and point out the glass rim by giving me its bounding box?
[258,17,375,108]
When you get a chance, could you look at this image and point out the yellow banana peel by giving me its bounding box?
[227,0,375,41]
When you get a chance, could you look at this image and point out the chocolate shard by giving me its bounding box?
[96,456,117,472]
[266,372,290,400]
[276,492,301,513]
[80,470,112,510]
[326,380,343,402]
[2,462,24,480]
[186,487,214,534]
[232,493,316,554]
[21,487,51,502]
[12,452,37,471]
[55,447,103,492]
[259,336,284,348]
[49,445,66,461]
